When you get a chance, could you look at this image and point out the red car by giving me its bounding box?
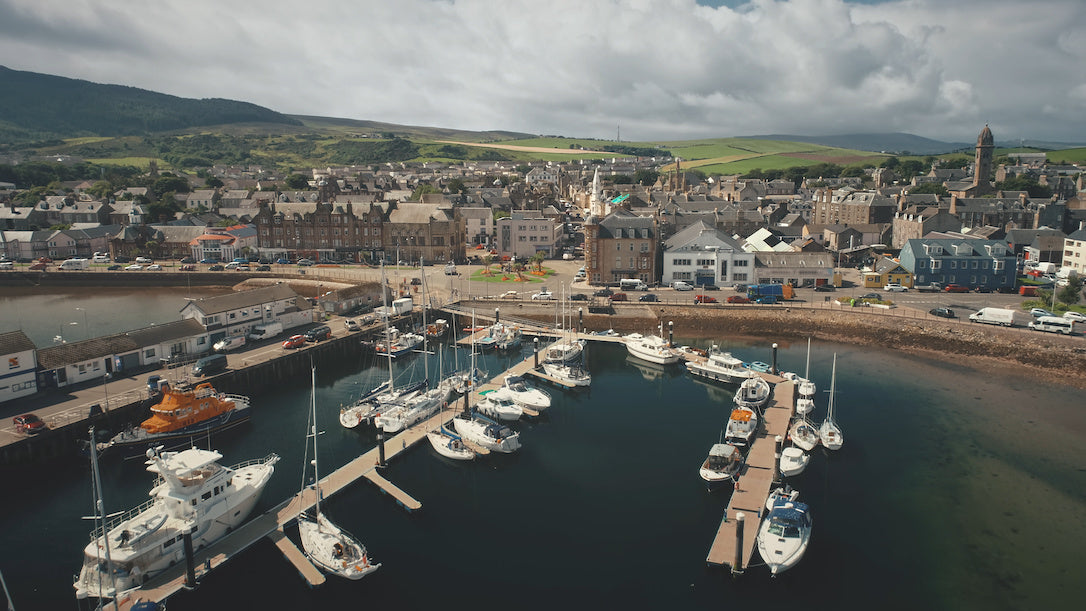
[13,414,46,435]
[609,292,628,302]
[694,295,718,304]
[727,295,751,304]
[943,284,969,293]
[282,334,306,349]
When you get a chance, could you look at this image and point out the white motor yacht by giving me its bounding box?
[733,375,771,410]
[685,346,749,385]
[497,375,551,410]
[757,500,813,575]
[625,332,680,365]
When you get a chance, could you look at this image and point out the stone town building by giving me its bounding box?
[898,238,1016,291]
[662,221,754,288]
[495,210,563,260]
[383,202,464,264]
[1063,226,1086,275]
[583,208,658,286]
[253,201,388,262]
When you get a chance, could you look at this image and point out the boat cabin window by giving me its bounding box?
[202,491,212,501]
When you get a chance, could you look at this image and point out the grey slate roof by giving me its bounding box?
[0,330,36,354]
[36,319,205,370]
[185,284,301,316]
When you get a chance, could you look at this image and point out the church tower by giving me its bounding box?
[973,124,994,194]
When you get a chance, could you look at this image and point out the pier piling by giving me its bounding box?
[376,426,386,467]
[773,435,783,482]
[668,320,674,347]
[182,526,197,589]
[533,337,539,368]
[733,513,745,575]
[771,343,778,374]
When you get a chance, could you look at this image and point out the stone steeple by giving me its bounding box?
[973,124,994,195]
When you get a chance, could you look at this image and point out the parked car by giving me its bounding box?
[638,293,658,302]
[531,290,554,300]
[282,334,306,349]
[1029,308,1055,318]
[13,413,46,435]
[146,264,162,271]
[672,281,694,291]
[208,264,225,271]
[883,283,907,292]
[256,265,271,271]
[500,290,519,299]
[297,259,315,266]
[124,264,143,271]
[179,264,196,271]
[929,307,956,319]
[344,319,360,332]
[694,294,718,304]
[755,295,778,304]
[199,257,219,264]
[107,264,121,271]
[727,295,751,304]
[814,284,836,292]
[1063,311,1086,323]
[304,325,332,342]
[37,257,53,263]
[593,287,613,297]
[569,293,589,301]
[113,255,131,263]
[943,284,969,293]
[235,265,250,271]
[410,277,422,285]
[609,292,628,302]
[0,261,11,270]
[860,293,881,300]
[275,258,291,265]
[135,256,153,264]
[702,284,720,291]
[180,257,195,263]
[973,285,992,293]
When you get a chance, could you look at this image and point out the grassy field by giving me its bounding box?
[1045,147,1086,164]
[84,156,161,169]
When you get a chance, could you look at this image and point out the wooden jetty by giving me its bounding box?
[117,333,581,608]
[705,375,795,574]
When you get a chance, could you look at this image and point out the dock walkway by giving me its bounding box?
[118,334,574,609]
[705,376,794,573]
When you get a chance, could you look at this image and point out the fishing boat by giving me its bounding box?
[624,326,680,365]
[724,406,759,446]
[779,446,809,477]
[698,442,744,488]
[298,368,379,580]
[733,375,771,409]
[820,354,844,450]
[425,318,449,340]
[475,390,523,421]
[685,346,750,385]
[453,411,521,453]
[757,499,813,575]
[97,382,251,457]
[426,424,475,461]
[541,361,592,387]
[496,375,551,410]
[74,440,278,601]
[788,417,820,451]
[375,326,425,358]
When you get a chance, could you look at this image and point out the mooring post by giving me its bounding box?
[771,342,779,374]
[376,426,386,467]
[533,336,540,368]
[182,525,197,589]
[495,307,500,324]
[578,307,583,332]
[773,435,783,482]
[733,512,745,574]
[668,320,674,348]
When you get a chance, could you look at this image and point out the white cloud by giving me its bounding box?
[1,0,1084,143]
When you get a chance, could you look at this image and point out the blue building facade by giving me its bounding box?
[899,238,1017,290]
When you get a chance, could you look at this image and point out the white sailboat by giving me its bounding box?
[819,353,844,450]
[788,417,820,451]
[541,361,592,387]
[340,263,426,429]
[426,424,475,461]
[298,368,379,580]
[793,338,816,416]
[374,287,448,433]
[453,410,521,453]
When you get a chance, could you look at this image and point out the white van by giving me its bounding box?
[672,280,694,291]
[213,334,247,352]
[248,322,283,341]
[620,278,648,291]
[1028,316,1075,335]
[59,258,89,270]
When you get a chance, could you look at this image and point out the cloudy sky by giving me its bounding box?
[2,0,1084,143]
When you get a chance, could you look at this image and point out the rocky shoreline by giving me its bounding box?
[483,301,1086,389]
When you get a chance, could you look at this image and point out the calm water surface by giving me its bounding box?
[0,294,1081,610]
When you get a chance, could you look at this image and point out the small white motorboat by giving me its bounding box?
[757,500,812,576]
[779,446,809,477]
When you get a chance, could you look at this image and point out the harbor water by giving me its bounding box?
[0,292,1082,610]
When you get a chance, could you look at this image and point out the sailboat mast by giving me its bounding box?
[310,366,321,518]
[381,262,394,393]
[87,426,118,605]
[828,353,837,421]
[804,337,811,380]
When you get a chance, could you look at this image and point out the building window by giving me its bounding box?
[144,348,156,359]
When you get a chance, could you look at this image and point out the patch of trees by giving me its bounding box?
[326,138,419,165]
[608,145,669,158]
[0,161,142,190]
[908,183,949,196]
[993,177,1052,198]
[156,134,252,168]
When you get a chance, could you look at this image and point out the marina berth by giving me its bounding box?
[778,446,809,477]
[541,361,592,387]
[74,446,278,601]
[685,346,750,385]
[475,390,523,421]
[733,375,771,410]
[97,382,251,457]
[624,328,680,365]
[427,424,475,461]
[756,500,813,575]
